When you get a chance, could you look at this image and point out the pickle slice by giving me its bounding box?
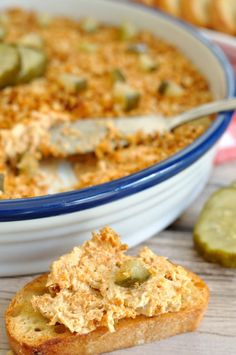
[58,73,88,93]
[158,80,184,97]
[16,46,47,84]
[0,12,9,27]
[113,82,140,111]
[194,186,236,268]
[19,33,44,50]
[0,26,6,41]
[115,259,151,288]
[0,44,20,88]
[111,68,126,83]
[139,54,158,72]
[119,21,138,41]
[231,181,236,189]
[81,17,99,33]
[127,43,148,54]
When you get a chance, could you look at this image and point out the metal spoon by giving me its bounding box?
[48,97,236,156]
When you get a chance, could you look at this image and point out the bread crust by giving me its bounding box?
[5,271,209,355]
[155,0,180,17]
[210,0,236,35]
[138,0,236,36]
[181,0,211,28]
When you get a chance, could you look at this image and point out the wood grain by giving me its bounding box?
[1,160,236,354]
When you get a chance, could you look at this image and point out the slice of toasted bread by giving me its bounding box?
[155,0,181,17]
[6,271,209,355]
[210,0,236,35]
[139,0,236,37]
[181,0,212,27]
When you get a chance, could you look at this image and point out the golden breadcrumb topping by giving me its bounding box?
[0,8,212,199]
[32,227,199,335]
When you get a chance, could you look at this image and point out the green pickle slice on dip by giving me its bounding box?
[194,185,236,267]
[115,259,151,288]
[0,43,20,88]
[16,46,47,84]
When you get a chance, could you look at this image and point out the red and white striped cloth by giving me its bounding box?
[214,38,236,164]
[216,114,236,164]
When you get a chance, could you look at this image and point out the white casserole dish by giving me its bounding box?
[0,0,234,276]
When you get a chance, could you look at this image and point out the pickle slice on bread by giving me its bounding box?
[6,227,209,354]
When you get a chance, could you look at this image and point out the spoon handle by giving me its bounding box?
[48,98,236,156]
[168,97,236,130]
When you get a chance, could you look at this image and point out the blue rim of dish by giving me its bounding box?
[0,0,235,222]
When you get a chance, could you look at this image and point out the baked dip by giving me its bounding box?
[0,8,212,199]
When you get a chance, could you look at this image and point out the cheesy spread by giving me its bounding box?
[32,227,199,335]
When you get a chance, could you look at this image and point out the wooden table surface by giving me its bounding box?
[1,160,236,355]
